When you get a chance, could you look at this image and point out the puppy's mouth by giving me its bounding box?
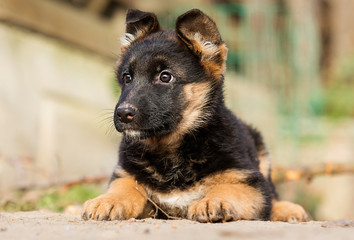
[121,126,170,141]
[121,128,153,141]
[116,121,174,140]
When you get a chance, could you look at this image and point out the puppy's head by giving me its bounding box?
[114,9,228,141]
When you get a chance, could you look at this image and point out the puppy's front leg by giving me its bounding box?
[82,178,147,221]
[188,183,267,223]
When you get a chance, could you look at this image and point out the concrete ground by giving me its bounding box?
[0,211,353,240]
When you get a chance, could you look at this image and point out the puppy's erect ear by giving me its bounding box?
[176,9,228,78]
[121,9,161,51]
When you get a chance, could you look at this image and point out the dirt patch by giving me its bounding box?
[0,211,353,240]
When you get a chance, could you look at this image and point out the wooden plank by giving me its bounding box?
[0,0,122,59]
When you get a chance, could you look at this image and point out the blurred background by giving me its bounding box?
[0,0,353,220]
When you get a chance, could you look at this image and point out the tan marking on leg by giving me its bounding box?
[202,169,252,185]
[142,169,255,219]
[188,183,265,222]
[82,178,147,221]
[271,200,309,222]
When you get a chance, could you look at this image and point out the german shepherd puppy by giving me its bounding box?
[82,9,308,223]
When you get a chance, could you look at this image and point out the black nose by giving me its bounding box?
[116,107,136,123]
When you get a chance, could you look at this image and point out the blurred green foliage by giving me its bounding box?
[322,82,354,119]
[0,184,103,212]
[38,185,102,212]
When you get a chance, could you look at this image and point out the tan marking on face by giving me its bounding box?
[144,81,212,151]
[178,82,212,134]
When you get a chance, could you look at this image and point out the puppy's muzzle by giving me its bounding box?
[116,106,136,124]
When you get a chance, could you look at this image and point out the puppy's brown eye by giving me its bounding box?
[123,73,132,83]
[159,72,173,83]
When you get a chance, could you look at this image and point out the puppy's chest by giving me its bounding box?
[132,152,205,188]
[146,185,207,216]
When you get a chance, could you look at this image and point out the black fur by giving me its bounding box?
[112,9,275,221]
[114,30,207,139]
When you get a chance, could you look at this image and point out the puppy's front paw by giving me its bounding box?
[82,178,147,221]
[271,201,309,222]
[82,193,134,221]
[188,198,238,223]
